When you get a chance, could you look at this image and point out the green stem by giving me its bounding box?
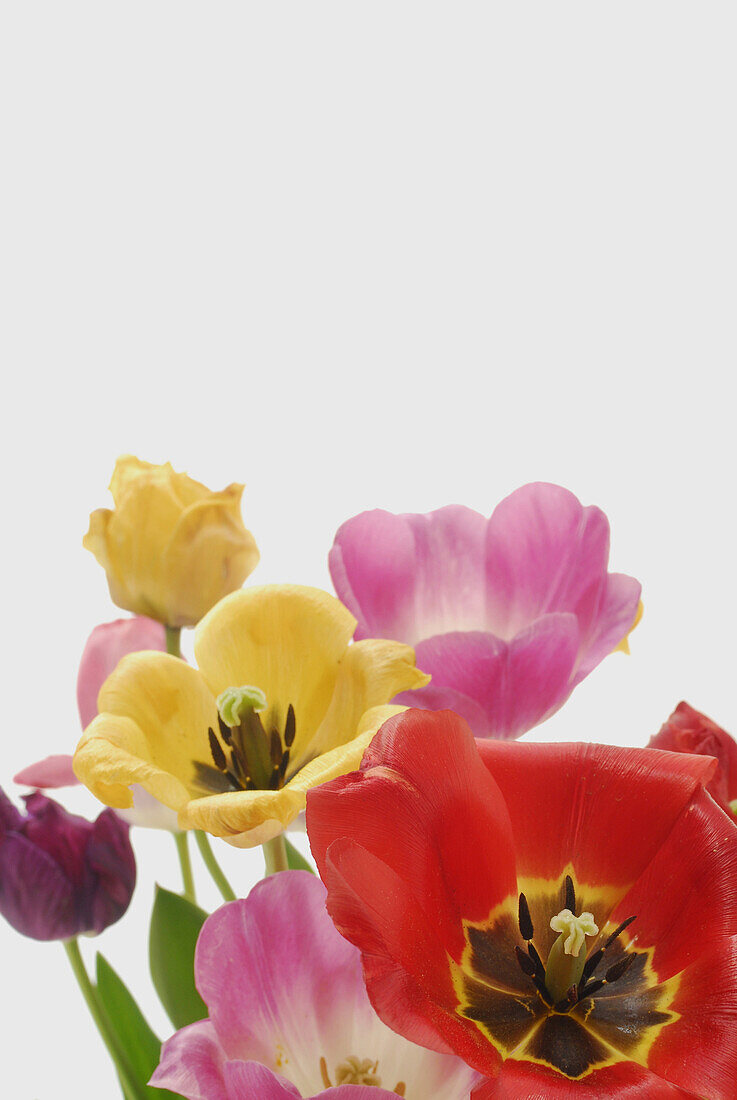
[194,830,236,901]
[174,830,196,904]
[165,625,182,657]
[63,938,147,1100]
[263,834,289,875]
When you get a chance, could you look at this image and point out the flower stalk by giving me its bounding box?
[174,831,196,904]
[263,834,289,875]
[194,830,236,902]
[63,938,147,1100]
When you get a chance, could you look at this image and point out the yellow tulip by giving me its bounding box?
[73,585,430,848]
[84,455,259,628]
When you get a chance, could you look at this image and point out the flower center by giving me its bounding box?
[516,875,633,1010]
[193,686,297,794]
[319,1055,406,1095]
[453,871,680,1079]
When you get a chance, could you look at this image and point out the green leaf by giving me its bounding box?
[149,885,209,1030]
[284,837,315,873]
[96,953,179,1100]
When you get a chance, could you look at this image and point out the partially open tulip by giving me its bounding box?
[307,710,737,1097]
[649,701,737,816]
[73,585,428,847]
[329,483,642,738]
[151,871,477,1099]
[0,788,135,940]
[84,456,260,627]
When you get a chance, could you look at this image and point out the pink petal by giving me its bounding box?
[151,1020,229,1100]
[77,616,167,729]
[330,506,487,644]
[195,871,370,1066]
[484,482,613,639]
[573,572,642,683]
[399,614,580,739]
[222,1064,301,1098]
[14,754,79,789]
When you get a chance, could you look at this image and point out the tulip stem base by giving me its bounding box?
[63,937,147,1100]
[174,831,196,904]
[194,830,237,901]
[165,626,182,657]
[263,834,289,876]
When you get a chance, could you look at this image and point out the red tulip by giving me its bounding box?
[307,710,737,1097]
[649,701,737,815]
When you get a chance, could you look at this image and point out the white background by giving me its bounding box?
[1,3,735,1097]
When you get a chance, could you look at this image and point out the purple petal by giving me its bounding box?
[573,572,642,683]
[329,510,420,642]
[0,832,79,939]
[14,754,80,789]
[330,506,487,644]
[484,482,611,639]
[195,871,367,1067]
[222,1063,302,1098]
[151,1020,229,1100]
[402,615,580,738]
[77,615,167,729]
[86,809,136,934]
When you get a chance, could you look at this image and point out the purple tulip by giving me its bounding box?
[329,483,642,738]
[0,787,135,940]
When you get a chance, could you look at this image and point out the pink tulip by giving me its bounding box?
[330,483,641,738]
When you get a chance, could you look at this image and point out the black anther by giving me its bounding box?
[284,704,296,748]
[518,893,534,941]
[208,727,227,771]
[564,875,576,914]
[605,915,637,949]
[605,954,636,984]
[515,946,537,977]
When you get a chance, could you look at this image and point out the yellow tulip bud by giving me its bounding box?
[84,456,260,627]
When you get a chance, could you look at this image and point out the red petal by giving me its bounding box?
[649,701,737,811]
[471,1060,699,1098]
[475,740,716,889]
[648,937,737,1098]
[308,709,518,949]
[609,788,737,978]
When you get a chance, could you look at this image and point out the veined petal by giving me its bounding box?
[194,586,356,754]
[178,709,394,847]
[150,1020,229,1100]
[405,616,580,739]
[574,577,642,681]
[301,640,429,763]
[471,1060,699,1098]
[484,483,612,640]
[73,652,219,810]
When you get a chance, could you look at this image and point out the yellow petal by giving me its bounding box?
[179,704,402,847]
[299,640,430,763]
[86,456,260,626]
[74,652,220,810]
[614,599,644,655]
[194,585,356,746]
[163,488,260,626]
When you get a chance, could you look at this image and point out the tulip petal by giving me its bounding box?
[397,615,580,739]
[302,640,429,763]
[609,788,737,980]
[178,707,397,846]
[475,740,717,893]
[73,652,219,810]
[483,483,612,639]
[222,1064,302,1098]
[14,754,79,789]
[194,586,356,757]
[471,1060,699,1098]
[572,573,643,683]
[77,616,167,729]
[0,831,77,940]
[150,1019,229,1100]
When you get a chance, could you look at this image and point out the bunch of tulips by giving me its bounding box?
[2,455,736,1099]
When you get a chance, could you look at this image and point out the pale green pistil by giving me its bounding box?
[545,907,599,1004]
[216,685,267,727]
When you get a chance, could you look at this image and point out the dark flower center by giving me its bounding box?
[193,703,296,794]
[454,871,679,1080]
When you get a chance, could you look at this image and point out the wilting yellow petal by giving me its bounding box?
[84,456,259,626]
[298,640,430,764]
[178,704,402,847]
[614,599,644,655]
[73,652,220,810]
[194,585,357,749]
